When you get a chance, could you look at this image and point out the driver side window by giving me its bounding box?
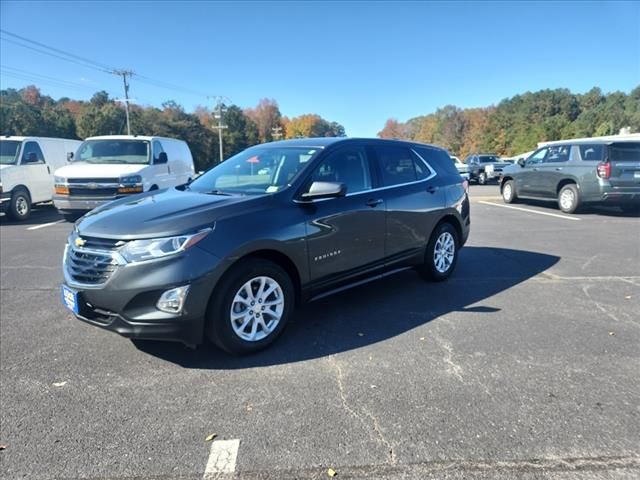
[21,141,45,164]
[527,148,548,165]
[308,147,372,195]
[153,141,165,163]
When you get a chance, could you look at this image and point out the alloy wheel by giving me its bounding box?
[560,189,575,211]
[433,231,455,273]
[229,276,284,342]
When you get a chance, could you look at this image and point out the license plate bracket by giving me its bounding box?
[61,285,79,314]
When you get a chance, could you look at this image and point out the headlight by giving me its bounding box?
[54,176,66,184]
[119,228,212,263]
[120,175,142,185]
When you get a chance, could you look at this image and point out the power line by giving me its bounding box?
[0,65,104,92]
[0,29,115,72]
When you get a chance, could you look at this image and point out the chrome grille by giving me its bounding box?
[65,245,120,286]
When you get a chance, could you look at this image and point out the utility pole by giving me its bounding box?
[271,126,283,141]
[113,69,134,135]
[210,96,228,163]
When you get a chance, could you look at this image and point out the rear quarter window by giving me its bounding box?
[578,145,604,161]
[414,146,459,177]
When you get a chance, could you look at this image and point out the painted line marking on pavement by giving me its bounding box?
[203,439,240,477]
[478,201,581,221]
[26,220,65,230]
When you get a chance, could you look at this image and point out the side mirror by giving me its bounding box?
[300,181,346,201]
[156,152,168,164]
[67,151,74,161]
[517,158,525,167]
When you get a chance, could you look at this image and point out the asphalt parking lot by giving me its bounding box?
[1,185,639,480]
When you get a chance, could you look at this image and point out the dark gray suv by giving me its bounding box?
[500,138,640,213]
[61,138,470,354]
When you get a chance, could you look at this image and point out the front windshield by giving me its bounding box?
[190,145,320,195]
[479,155,499,163]
[0,140,21,165]
[75,139,150,164]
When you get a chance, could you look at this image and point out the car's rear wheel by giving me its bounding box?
[419,222,459,282]
[8,188,31,221]
[206,259,294,354]
[502,180,517,204]
[558,184,580,213]
[477,172,487,185]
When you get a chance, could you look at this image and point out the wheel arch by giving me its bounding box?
[500,175,514,191]
[556,177,578,195]
[434,213,463,245]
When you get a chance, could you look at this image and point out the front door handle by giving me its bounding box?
[555,167,563,171]
[532,168,539,171]
[366,198,383,207]
[426,185,438,194]
[47,165,50,173]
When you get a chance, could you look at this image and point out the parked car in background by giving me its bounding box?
[464,153,512,184]
[53,135,195,221]
[450,155,470,180]
[0,136,81,221]
[500,136,640,213]
[61,138,470,354]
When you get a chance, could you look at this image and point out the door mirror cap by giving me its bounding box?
[157,152,168,164]
[517,158,525,167]
[301,181,346,201]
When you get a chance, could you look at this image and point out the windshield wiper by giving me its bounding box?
[205,189,233,196]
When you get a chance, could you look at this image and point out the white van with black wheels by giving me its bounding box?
[0,136,81,221]
[53,135,196,221]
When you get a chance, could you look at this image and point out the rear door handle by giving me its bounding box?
[532,168,539,171]
[555,167,563,171]
[366,198,383,207]
[426,185,438,194]
[47,165,50,173]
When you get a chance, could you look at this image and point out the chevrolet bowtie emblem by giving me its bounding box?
[74,237,86,247]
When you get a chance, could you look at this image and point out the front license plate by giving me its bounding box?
[61,285,79,314]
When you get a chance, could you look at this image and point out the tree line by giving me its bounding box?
[0,86,346,171]
[378,86,640,158]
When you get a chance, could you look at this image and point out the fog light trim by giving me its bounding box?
[157,285,190,314]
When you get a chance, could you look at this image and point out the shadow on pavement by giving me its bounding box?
[0,204,64,226]
[509,198,639,217]
[134,246,559,368]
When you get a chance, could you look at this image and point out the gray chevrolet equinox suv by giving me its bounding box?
[61,138,470,354]
[500,138,640,213]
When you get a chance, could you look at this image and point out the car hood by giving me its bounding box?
[55,163,147,179]
[501,164,520,175]
[77,188,269,240]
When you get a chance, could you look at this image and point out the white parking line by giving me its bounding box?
[203,439,240,478]
[26,220,65,231]
[478,201,581,221]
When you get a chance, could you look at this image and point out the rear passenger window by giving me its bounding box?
[375,145,424,186]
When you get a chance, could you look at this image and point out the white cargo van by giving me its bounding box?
[53,135,196,221]
[0,136,81,220]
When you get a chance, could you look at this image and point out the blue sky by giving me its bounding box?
[1,0,639,137]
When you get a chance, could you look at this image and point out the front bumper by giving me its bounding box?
[54,195,123,213]
[63,245,227,345]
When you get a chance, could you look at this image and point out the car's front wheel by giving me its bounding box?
[419,222,459,282]
[8,188,31,221]
[206,259,294,354]
[477,171,487,185]
[502,180,517,204]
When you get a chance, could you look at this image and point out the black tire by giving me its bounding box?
[8,188,31,221]
[419,222,460,282]
[557,184,580,214]
[206,259,294,355]
[477,171,487,185]
[502,180,518,204]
